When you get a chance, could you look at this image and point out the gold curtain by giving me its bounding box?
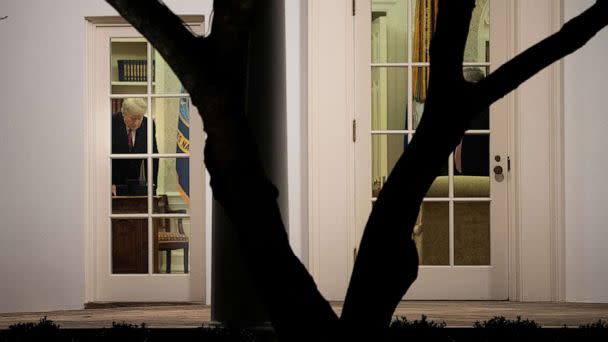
[412,0,439,102]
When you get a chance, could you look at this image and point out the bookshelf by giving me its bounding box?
[111,38,151,94]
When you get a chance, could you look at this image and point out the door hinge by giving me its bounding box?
[352,0,356,16]
[352,119,357,142]
[507,156,511,172]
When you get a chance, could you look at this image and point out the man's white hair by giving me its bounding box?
[121,98,147,116]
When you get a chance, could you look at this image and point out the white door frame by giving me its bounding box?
[506,0,565,302]
[84,18,212,303]
[361,0,509,300]
[307,0,565,301]
[307,0,358,300]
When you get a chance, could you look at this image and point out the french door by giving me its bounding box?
[356,0,510,299]
[89,24,205,301]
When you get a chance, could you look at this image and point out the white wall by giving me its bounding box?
[0,0,211,313]
[564,0,608,303]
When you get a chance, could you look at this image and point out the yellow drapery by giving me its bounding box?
[412,0,439,102]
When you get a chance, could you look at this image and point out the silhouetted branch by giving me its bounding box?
[344,0,607,339]
[429,0,475,78]
[211,0,256,35]
[106,0,199,90]
[107,0,607,340]
[342,1,480,338]
[105,1,339,341]
[479,0,608,108]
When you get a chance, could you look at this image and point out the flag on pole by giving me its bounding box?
[176,97,190,204]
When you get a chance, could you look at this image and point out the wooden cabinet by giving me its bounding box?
[111,196,166,274]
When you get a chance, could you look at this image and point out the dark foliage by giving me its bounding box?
[1,318,260,342]
[472,316,542,342]
[386,315,608,342]
[388,315,450,342]
[474,316,541,329]
[94,321,150,341]
[580,319,608,329]
[3,316,64,342]
[390,314,447,329]
[3,316,607,341]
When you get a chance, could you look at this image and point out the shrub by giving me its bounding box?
[579,319,608,329]
[388,315,450,342]
[4,316,65,342]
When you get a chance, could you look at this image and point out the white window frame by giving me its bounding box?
[84,17,213,304]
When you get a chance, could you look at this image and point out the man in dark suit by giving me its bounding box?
[111,98,159,195]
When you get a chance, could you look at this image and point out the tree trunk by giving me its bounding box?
[105,0,607,340]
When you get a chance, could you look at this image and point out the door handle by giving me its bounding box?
[493,165,505,182]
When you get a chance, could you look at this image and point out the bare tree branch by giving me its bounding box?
[211,0,256,34]
[106,0,201,90]
[105,1,339,341]
[106,0,608,340]
[429,0,475,78]
[341,1,477,338]
[478,0,608,108]
[343,0,607,339]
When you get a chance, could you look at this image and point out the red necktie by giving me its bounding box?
[127,129,133,150]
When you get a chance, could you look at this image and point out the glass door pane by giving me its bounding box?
[372,67,409,131]
[464,1,490,63]
[415,202,449,265]
[454,202,490,265]
[153,50,187,94]
[110,38,148,94]
[371,0,409,64]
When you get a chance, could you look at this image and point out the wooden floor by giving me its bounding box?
[1,302,607,329]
